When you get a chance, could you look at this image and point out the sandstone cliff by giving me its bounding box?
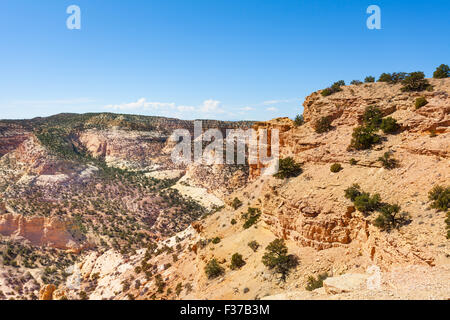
[44,78,449,301]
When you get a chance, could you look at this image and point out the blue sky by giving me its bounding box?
[0,0,449,121]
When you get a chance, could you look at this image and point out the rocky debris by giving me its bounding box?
[263,265,450,300]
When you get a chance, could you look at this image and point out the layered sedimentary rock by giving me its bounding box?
[0,213,83,251]
[0,124,30,157]
[250,78,449,262]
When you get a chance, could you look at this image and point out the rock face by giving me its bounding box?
[303,79,450,132]
[249,117,293,180]
[9,136,82,176]
[0,123,30,157]
[261,190,369,250]
[78,129,173,170]
[248,78,449,268]
[39,284,56,300]
[0,213,83,251]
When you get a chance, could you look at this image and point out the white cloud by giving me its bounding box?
[199,99,223,113]
[177,105,196,112]
[104,98,225,117]
[263,98,299,105]
[266,107,278,112]
[240,106,254,111]
[105,98,176,111]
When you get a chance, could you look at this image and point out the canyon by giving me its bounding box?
[0,78,449,300]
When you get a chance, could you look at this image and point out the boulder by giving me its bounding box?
[323,273,369,295]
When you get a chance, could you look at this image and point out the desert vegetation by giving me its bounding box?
[400,72,432,92]
[294,115,304,126]
[314,116,333,133]
[321,81,345,97]
[428,186,449,212]
[242,207,261,229]
[378,72,407,84]
[231,197,243,210]
[262,239,297,281]
[345,184,409,230]
[433,64,450,79]
[274,157,303,179]
[378,151,398,169]
[305,272,329,291]
[415,97,429,109]
[205,258,225,279]
[349,105,400,150]
[330,163,343,173]
[230,253,246,270]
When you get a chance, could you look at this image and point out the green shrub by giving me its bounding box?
[232,197,243,210]
[330,163,343,173]
[274,157,303,179]
[242,207,261,229]
[380,117,399,134]
[349,158,358,165]
[354,192,381,214]
[344,184,362,201]
[248,241,260,252]
[230,253,246,270]
[321,81,344,97]
[378,73,392,83]
[415,97,428,109]
[79,291,88,300]
[205,258,225,279]
[378,152,398,169]
[373,204,408,231]
[364,76,375,83]
[175,282,183,296]
[428,185,449,212]
[314,116,333,133]
[349,126,381,150]
[294,115,304,126]
[350,80,362,85]
[429,129,437,137]
[378,72,406,84]
[262,239,298,281]
[363,106,383,129]
[306,273,329,291]
[155,274,166,293]
[321,88,333,97]
[231,219,237,225]
[345,185,410,230]
[211,237,221,244]
[122,279,131,291]
[401,72,432,92]
[433,64,450,79]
